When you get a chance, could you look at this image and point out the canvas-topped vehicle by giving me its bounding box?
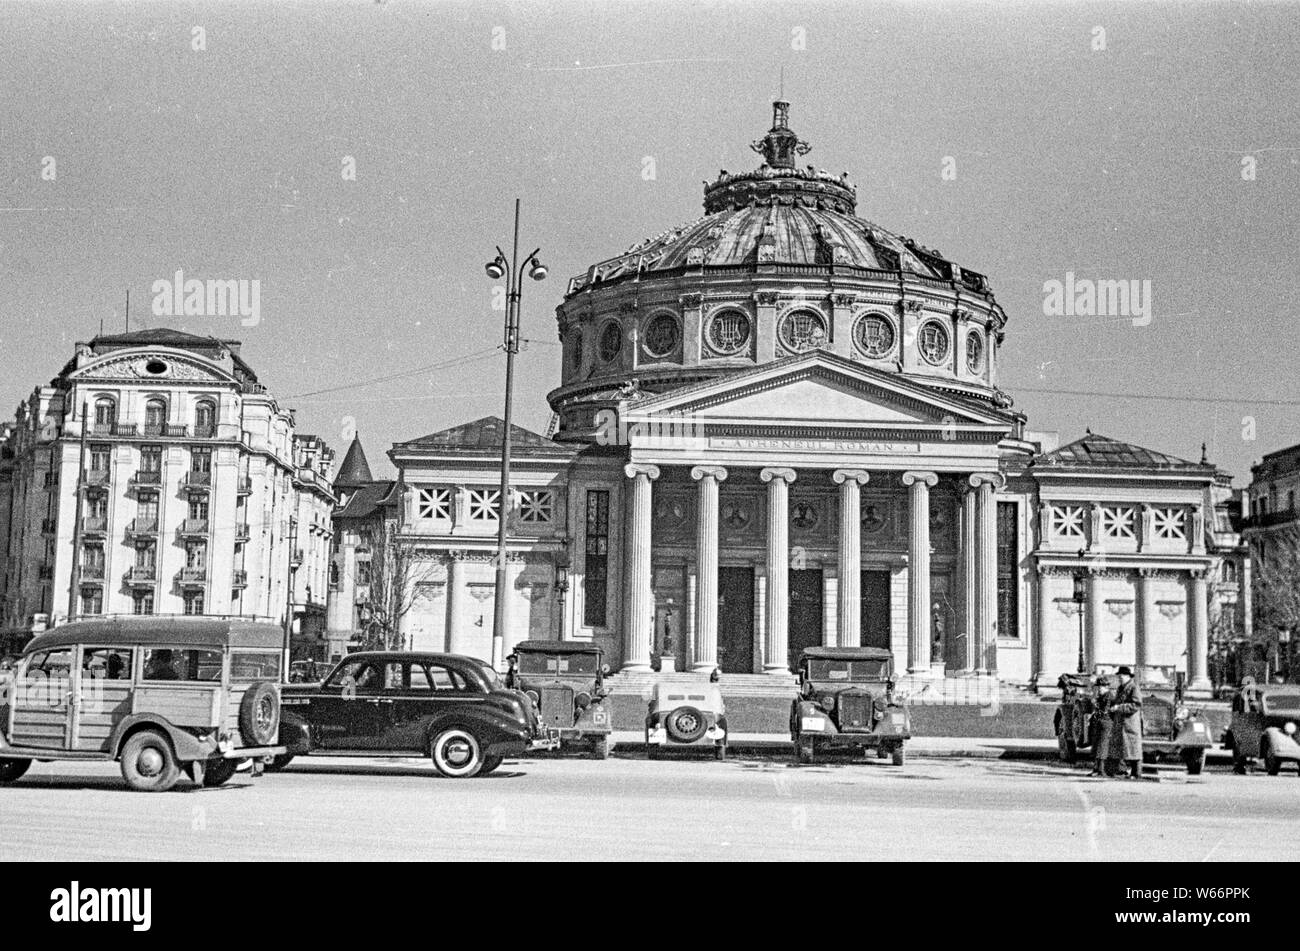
[790,647,910,766]
[506,640,614,758]
[645,679,728,759]
[1226,681,1300,776]
[0,617,285,792]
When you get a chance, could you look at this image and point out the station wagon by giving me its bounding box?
[0,617,285,792]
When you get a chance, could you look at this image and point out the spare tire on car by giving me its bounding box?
[665,706,708,743]
[239,681,281,746]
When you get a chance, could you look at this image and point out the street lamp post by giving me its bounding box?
[485,199,547,669]
[554,545,571,639]
[1072,549,1087,674]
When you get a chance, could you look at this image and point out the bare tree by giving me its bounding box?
[354,517,437,652]
[1251,525,1300,677]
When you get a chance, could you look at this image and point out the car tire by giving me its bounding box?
[478,754,505,777]
[120,730,181,793]
[239,681,281,747]
[0,758,31,784]
[264,754,295,772]
[1182,749,1206,776]
[891,745,905,767]
[1264,740,1281,776]
[796,736,814,764]
[202,759,240,788]
[591,736,612,760]
[664,706,708,743]
[430,728,483,778]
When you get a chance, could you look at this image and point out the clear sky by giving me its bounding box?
[2,0,1298,483]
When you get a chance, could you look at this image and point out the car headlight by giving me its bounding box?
[1286,722,1298,736]
[1175,706,1189,721]
[575,692,592,710]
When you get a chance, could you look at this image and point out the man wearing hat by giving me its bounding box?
[1110,666,1144,779]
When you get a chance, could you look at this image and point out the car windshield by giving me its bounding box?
[1265,693,1300,712]
[478,663,502,689]
[517,652,598,675]
[807,659,890,682]
[1139,666,1175,686]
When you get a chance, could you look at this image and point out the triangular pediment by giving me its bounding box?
[626,351,1012,434]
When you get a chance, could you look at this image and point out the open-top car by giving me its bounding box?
[0,617,285,792]
[506,640,614,758]
[790,647,910,766]
[645,680,727,759]
[273,651,557,778]
[1226,681,1300,776]
[1133,665,1213,774]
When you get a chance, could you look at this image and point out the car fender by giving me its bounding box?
[575,699,612,732]
[109,714,213,762]
[1172,719,1213,749]
[278,710,313,754]
[793,701,837,736]
[1262,726,1300,757]
[422,706,529,747]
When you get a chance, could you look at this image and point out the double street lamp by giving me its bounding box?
[484,199,547,669]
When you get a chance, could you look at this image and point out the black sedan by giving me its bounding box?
[271,652,552,778]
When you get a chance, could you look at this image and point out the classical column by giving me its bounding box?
[903,471,938,674]
[970,472,1002,674]
[833,469,869,647]
[753,568,767,673]
[961,483,979,672]
[1034,565,1053,681]
[685,562,698,668]
[822,567,838,647]
[1135,568,1156,671]
[691,465,727,672]
[445,551,465,654]
[1085,567,1104,670]
[760,466,796,673]
[622,463,660,671]
[1187,568,1211,693]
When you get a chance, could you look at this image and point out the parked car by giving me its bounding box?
[289,659,332,684]
[1225,681,1300,775]
[1053,671,1096,763]
[272,651,557,778]
[0,617,285,792]
[1133,665,1213,774]
[645,680,727,759]
[506,640,614,758]
[790,647,910,765]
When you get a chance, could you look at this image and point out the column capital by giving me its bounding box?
[759,466,797,485]
[624,463,661,480]
[832,468,870,486]
[690,465,728,483]
[902,470,938,488]
[967,471,1005,490]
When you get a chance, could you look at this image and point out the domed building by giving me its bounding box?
[369,101,1234,698]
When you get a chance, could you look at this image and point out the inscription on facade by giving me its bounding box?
[710,437,922,454]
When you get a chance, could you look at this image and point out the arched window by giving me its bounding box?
[93,397,117,432]
[144,398,167,434]
[195,400,216,437]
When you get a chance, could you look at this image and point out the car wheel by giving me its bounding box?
[664,706,708,743]
[238,681,281,746]
[478,754,505,777]
[591,736,612,760]
[120,730,181,793]
[891,745,905,767]
[1264,740,1281,776]
[202,759,240,788]
[264,754,295,772]
[0,759,31,784]
[1182,749,1206,776]
[796,736,814,764]
[430,728,483,778]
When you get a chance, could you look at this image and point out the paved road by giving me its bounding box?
[2,752,1294,861]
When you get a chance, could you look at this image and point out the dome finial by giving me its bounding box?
[751,99,811,169]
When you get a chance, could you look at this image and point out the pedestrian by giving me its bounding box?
[1111,665,1144,779]
[1089,678,1116,777]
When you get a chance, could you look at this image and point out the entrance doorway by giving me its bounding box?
[861,570,891,650]
[788,568,824,671]
[717,566,754,674]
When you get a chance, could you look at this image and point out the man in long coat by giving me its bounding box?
[1110,666,1144,779]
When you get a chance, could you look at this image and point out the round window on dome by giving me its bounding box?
[918,320,951,366]
[706,310,751,356]
[778,309,829,353]
[643,314,680,359]
[598,322,622,363]
[853,313,895,359]
[966,330,984,374]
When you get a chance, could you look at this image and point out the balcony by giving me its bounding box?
[124,566,157,585]
[234,522,251,542]
[80,564,105,581]
[82,469,111,489]
[236,477,253,496]
[193,425,217,439]
[178,518,210,537]
[1243,508,1299,530]
[81,516,107,535]
[128,470,162,490]
[231,569,248,588]
[125,518,159,538]
[177,567,208,587]
[182,471,213,493]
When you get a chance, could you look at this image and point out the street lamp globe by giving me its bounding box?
[528,260,548,281]
[485,258,507,280]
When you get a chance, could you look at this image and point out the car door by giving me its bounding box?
[10,647,77,750]
[311,658,395,750]
[393,662,484,747]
